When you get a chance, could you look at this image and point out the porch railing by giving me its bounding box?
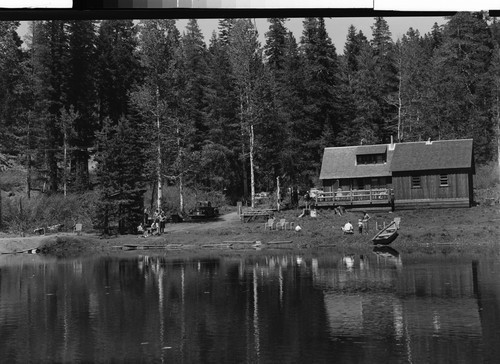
[314,188,393,204]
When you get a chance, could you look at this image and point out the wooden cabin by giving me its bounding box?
[390,139,474,209]
[318,139,474,209]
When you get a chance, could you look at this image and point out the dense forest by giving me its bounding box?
[1,13,499,233]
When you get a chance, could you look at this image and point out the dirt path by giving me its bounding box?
[163,211,241,232]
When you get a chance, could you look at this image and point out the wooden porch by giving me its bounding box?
[314,188,394,207]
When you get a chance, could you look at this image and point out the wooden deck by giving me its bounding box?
[314,188,394,207]
[394,198,470,209]
[240,209,275,223]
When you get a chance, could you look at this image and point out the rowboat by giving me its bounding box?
[371,221,398,245]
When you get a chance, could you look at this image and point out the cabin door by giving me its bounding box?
[352,178,365,190]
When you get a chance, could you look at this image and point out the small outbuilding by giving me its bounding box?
[318,139,474,209]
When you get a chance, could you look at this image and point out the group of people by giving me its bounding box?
[138,207,167,237]
[342,211,371,234]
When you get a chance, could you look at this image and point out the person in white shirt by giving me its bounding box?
[342,221,354,234]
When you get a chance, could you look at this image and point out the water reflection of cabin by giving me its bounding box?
[318,139,474,210]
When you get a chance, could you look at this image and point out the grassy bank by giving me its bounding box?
[23,204,498,257]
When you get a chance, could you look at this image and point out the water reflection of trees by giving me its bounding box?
[0,252,498,363]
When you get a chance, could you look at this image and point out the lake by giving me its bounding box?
[1,247,500,363]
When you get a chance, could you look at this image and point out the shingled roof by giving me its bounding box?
[319,145,394,179]
[391,139,473,172]
[319,139,473,180]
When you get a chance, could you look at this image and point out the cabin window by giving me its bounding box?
[356,153,386,165]
[440,174,449,186]
[411,176,421,188]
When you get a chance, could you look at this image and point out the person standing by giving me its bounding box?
[159,209,166,234]
[362,211,371,233]
[304,191,311,209]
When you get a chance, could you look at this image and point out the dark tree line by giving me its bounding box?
[1,13,499,232]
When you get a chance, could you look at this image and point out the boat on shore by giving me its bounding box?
[371,221,398,245]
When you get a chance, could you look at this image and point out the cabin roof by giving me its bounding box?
[319,139,473,180]
[355,144,387,155]
[319,145,393,179]
[391,139,473,172]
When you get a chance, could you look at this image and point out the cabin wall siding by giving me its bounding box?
[393,171,470,201]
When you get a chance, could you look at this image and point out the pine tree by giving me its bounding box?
[180,19,210,149]
[490,44,500,174]
[370,17,398,141]
[0,21,23,154]
[96,20,139,124]
[94,117,146,234]
[391,28,430,142]
[66,20,98,191]
[261,19,296,189]
[344,25,368,76]
[132,19,179,212]
[264,18,289,72]
[228,18,263,206]
[299,17,340,183]
[30,20,69,193]
[430,12,494,162]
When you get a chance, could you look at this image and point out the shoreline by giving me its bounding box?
[1,205,499,257]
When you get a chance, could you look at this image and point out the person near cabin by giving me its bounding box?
[150,220,159,235]
[304,191,311,209]
[362,211,371,233]
[159,209,166,233]
[342,221,354,234]
[358,219,363,234]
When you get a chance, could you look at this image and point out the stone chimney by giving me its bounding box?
[389,135,395,150]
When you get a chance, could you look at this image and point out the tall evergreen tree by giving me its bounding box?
[261,19,298,189]
[0,21,23,153]
[203,31,240,201]
[132,19,179,212]
[180,19,210,149]
[370,17,398,141]
[30,20,69,193]
[337,25,368,146]
[66,20,98,191]
[430,12,494,162]
[228,18,263,206]
[490,44,500,171]
[96,20,139,124]
[299,17,340,183]
[264,18,289,71]
[94,117,146,234]
[344,25,368,76]
[392,28,430,142]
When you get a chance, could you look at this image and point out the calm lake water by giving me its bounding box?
[1,247,500,363]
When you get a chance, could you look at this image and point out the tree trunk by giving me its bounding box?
[26,119,32,199]
[177,122,184,213]
[276,176,280,211]
[240,95,248,202]
[63,126,67,197]
[156,85,162,211]
[397,70,403,142]
[179,174,184,213]
[249,124,255,208]
[74,151,90,191]
[497,95,500,181]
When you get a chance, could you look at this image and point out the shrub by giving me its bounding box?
[1,191,98,234]
[474,162,500,189]
[144,185,230,215]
